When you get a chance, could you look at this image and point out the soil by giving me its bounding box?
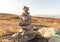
[28,35,48,42]
[0,35,48,42]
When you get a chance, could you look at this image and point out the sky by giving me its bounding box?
[0,0,60,16]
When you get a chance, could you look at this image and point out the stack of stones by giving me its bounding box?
[22,6,29,15]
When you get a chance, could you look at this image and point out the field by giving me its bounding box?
[0,13,60,42]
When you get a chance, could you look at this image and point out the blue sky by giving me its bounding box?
[0,0,60,16]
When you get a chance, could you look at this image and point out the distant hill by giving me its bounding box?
[0,13,19,19]
[37,15,60,19]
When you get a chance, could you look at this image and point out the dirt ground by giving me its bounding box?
[0,35,48,42]
[28,35,48,42]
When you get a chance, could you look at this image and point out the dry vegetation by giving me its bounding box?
[0,13,59,42]
[0,13,59,36]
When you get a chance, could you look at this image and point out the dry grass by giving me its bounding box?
[0,13,60,36]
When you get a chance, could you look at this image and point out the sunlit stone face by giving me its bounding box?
[37,27,56,38]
